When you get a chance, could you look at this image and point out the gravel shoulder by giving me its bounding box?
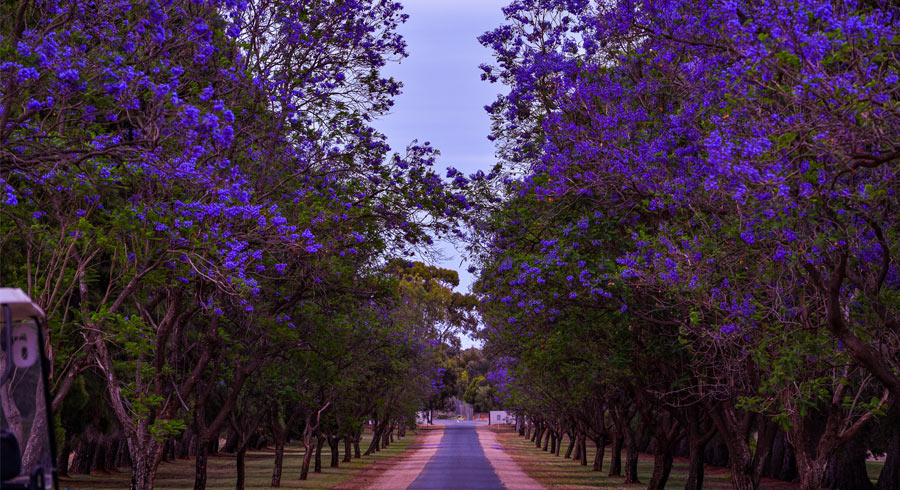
[477,425,544,490]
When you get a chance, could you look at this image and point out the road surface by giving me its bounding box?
[407,420,505,490]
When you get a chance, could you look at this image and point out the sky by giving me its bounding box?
[374,0,509,348]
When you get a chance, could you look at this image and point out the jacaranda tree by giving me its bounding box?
[2,1,469,489]
[471,1,900,489]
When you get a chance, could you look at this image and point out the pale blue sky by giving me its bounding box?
[375,0,508,348]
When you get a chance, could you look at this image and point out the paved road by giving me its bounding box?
[407,420,505,490]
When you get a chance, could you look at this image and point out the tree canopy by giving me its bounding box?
[467,1,900,489]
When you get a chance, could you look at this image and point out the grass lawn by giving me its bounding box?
[867,461,885,483]
[60,430,418,489]
[489,426,801,489]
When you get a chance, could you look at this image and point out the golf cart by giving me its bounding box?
[0,289,58,489]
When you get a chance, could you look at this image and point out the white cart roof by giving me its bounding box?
[0,288,46,319]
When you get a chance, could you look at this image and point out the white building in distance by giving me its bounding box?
[488,410,515,425]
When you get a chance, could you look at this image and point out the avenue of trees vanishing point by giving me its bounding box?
[2,1,900,490]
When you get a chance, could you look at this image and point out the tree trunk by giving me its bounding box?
[162,438,174,463]
[877,429,900,490]
[609,434,623,476]
[823,437,875,490]
[58,436,71,477]
[382,428,391,449]
[314,434,325,473]
[556,432,563,456]
[208,432,220,454]
[116,437,131,468]
[730,472,756,490]
[710,403,776,490]
[685,439,706,490]
[711,407,756,490]
[573,434,582,461]
[188,432,198,458]
[794,439,827,490]
[175,428,190,460]
[365,427,381,455]
[705,437,730,467]
[192,388,249,490]
[764,431,785,480]
[624,433,640,484]
[18,382,50,472]
[799,465,827,490]
[193,439,209,490]
[299,439,313,480]
[131,456,157,490]
[549,431,556,454]
[353,436,361,459]
[329,437,340,467]
[647,411,680,490]
[91,437,108,472]
[271,439,285,487]
[623,424,643,484]
[564,434,576,459]
[543,430,550,451]
[592,438,605,472]
[125,439,167,490]
[580,436,587,466]
[269,408,296,488]
[105,437,120,471]
[777,439,798,482]
[647,445,674,490]
[157,439,168,463]
[343,438,352,463]
[221,429,238,454]
[235,448,246,490]
[298,407,329,481]
[70,437,96,475]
